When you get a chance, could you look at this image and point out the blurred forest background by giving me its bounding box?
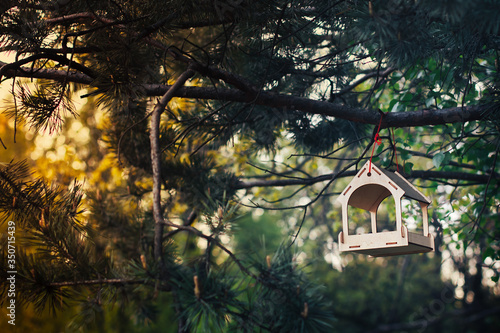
[1,1,499,332]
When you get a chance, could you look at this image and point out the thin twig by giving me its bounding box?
[163,210,198,239]
[162,220,258,280]
[468,137,500,237]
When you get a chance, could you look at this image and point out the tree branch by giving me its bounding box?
[0,54,95,81]
[334,67,395,96]
[401,149,477,170]
[44,12,119,26]
[143,84,488,127]
[0,61,490,128]
[234,169,494,189]
[161,220,258,280]
[48,278,146,287]
[150,68,195,264]
[234,172,355,189]
[0,60,93,84]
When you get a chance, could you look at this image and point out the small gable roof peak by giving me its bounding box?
[342,161,431,206]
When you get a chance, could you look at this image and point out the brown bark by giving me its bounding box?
[149,68,195,263]
[0,60,488,128]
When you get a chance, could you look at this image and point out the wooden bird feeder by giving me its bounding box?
[337,161,434,257]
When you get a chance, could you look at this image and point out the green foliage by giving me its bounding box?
[233,211,283,259]
[250,245,335,332]
[5,81,77,133]
[0,162,110,315]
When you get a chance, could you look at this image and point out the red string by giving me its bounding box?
[368,112,385,175]
[368,111,400,174]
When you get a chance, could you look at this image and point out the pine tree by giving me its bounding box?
[1,1,499,331]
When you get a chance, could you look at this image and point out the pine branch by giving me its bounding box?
[400,149,477,170]
[0,54,95,81]
[44,12,109,26]
[150,68,195,264]
[145,84,489,127]
[163,210,197,239]
[0,45,98,54]
[1,59,490,128]
[161,220,258,280]
[408,170,495,183]
[235,172,354,189]
[234,169,495,189]
[334,67,395,96]
[48,278,146,287]
[0,60,93,84]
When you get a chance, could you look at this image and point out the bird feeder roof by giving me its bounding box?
[378,166,431,204]
[339,161,431,212]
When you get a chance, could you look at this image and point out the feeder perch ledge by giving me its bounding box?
[337,161,435,257]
